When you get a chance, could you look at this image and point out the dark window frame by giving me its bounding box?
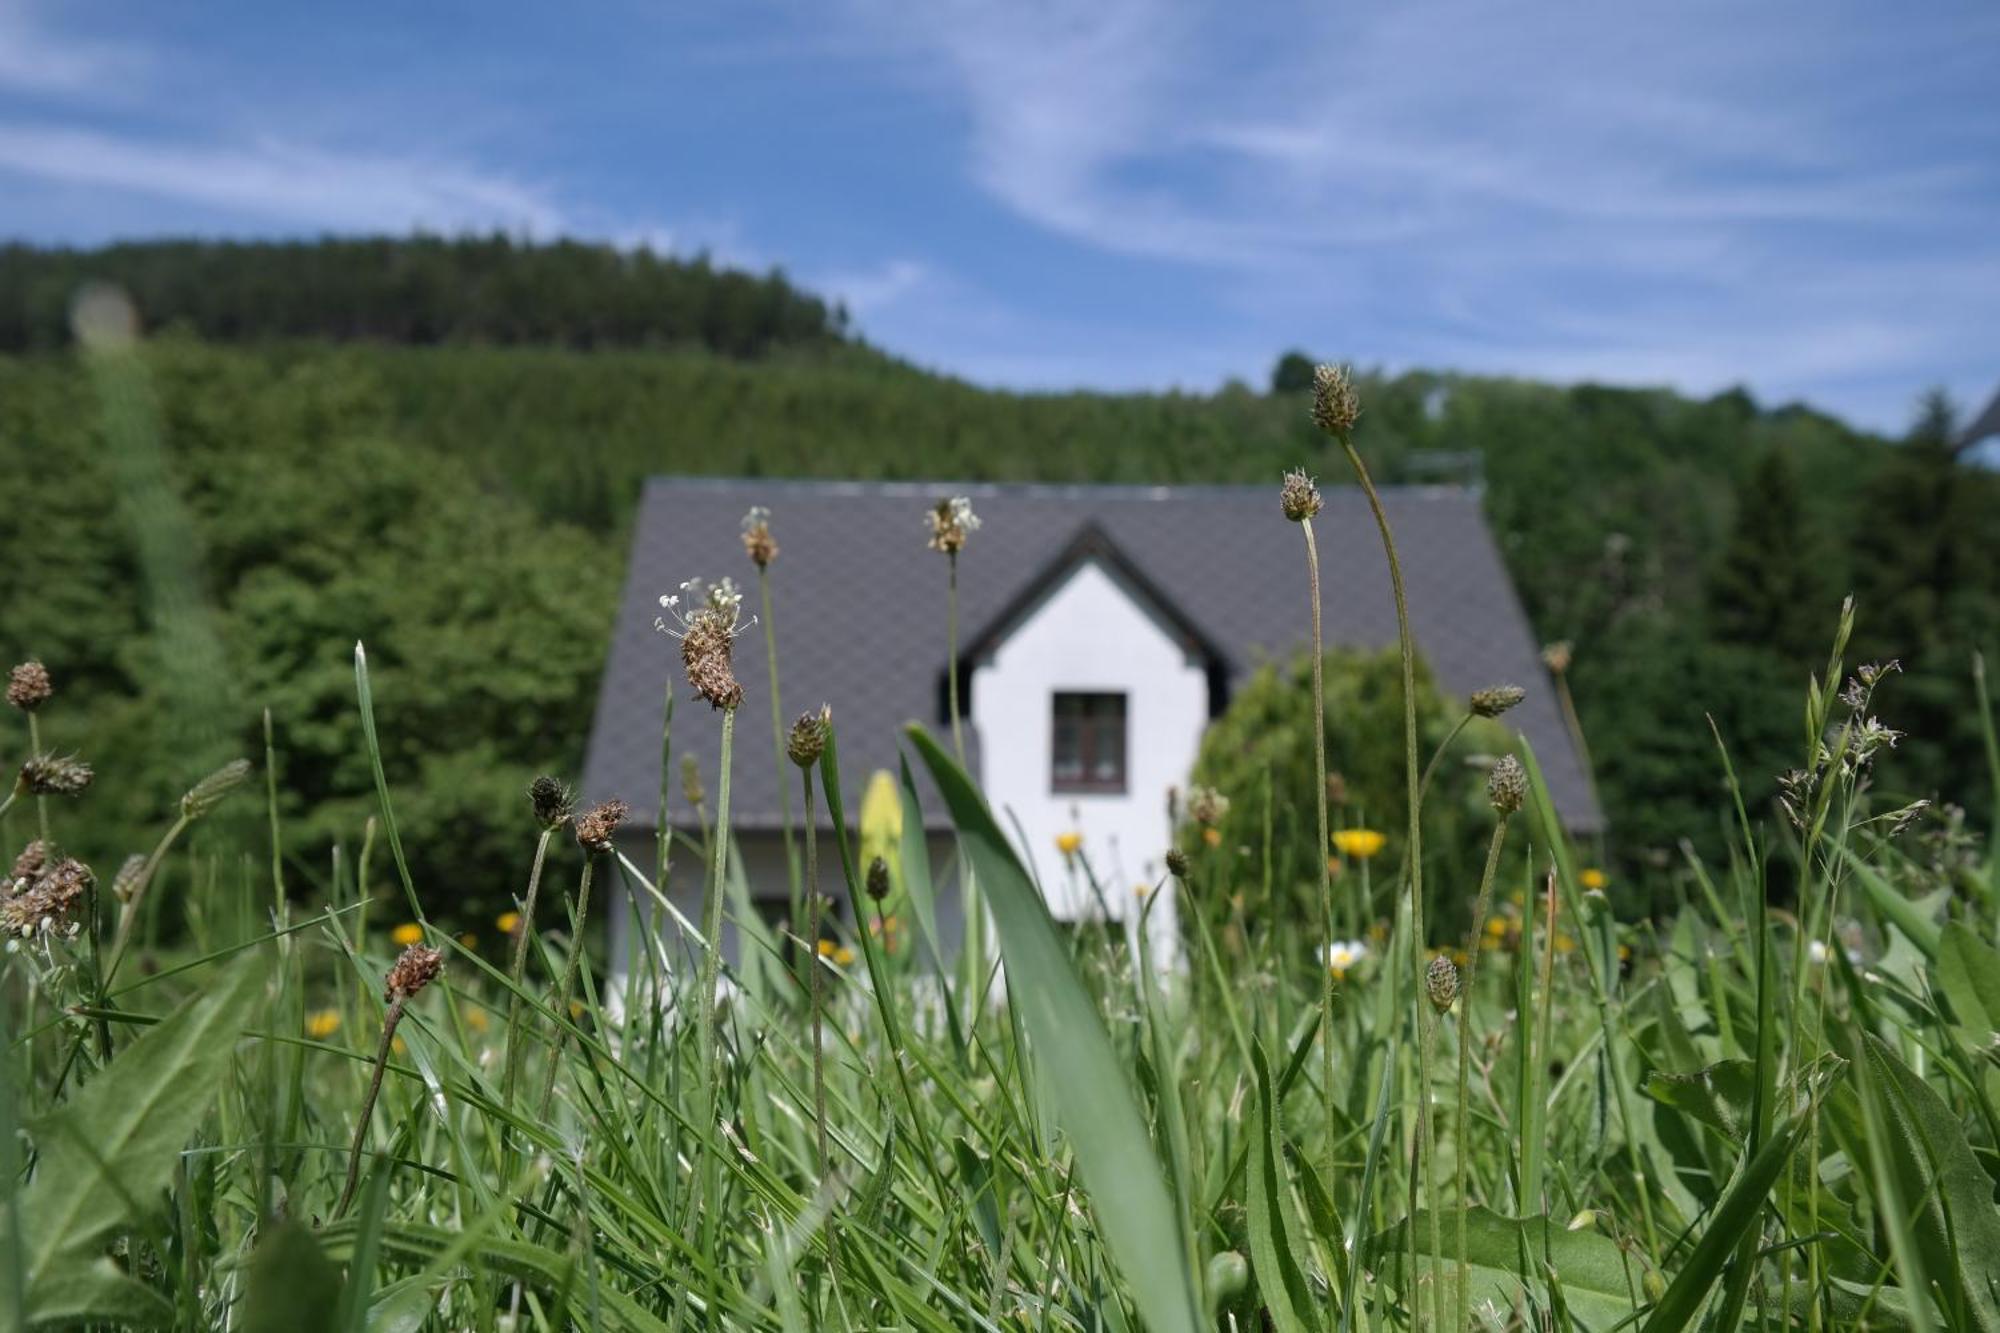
[1050,691,1128,794]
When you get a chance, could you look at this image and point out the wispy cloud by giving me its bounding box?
[0,0,146,97]
[0,124,568,234]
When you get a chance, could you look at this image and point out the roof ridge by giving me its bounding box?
[642,476,1477,500]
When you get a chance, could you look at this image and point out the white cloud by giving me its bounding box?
[815,258,931,316]
[0,0,146,96]
[0,123,571,234]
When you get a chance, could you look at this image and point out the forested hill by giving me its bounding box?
[2,237,1994,918]
[0,235,850,356]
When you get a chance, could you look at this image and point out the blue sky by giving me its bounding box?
[3,0,1996,432]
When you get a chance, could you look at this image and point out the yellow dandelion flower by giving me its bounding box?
[464,1007,490,1033]
[304,1008,341,1039]
[391,922,423,947]
[1486,915,1508,937]
[833,945,855,966]
[1331,828,1386,860]
[1202,826,1223,848]
[1554,932,1578,954]
[457,932,478,950]
[391,1035,407,1056]
[497,910,522,934]
[817,938,837,957]
[1579,867,1609,891]
[1055,830,1083,856]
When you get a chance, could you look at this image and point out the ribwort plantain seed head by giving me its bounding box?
[1309,363,1361,438]
[866,854,891,902]
[385,943,443,1002]
[574,798,629,855]
[1488,754,1527,815]
[656,579,752,711]
[181,758,251,820]
[1425,955,1460,1013]
[787,704,831,769]
[740,506,778,569]
[20,754,92,797]
[1469,685,1526,718]
[529,775,575,830]
[925,496,980,554]
[1165,846,1189,878]
[6,661,52,713]
[1279,469,1322,522]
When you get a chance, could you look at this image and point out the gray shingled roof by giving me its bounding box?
[582,478,1604,833]
[1962,381,2000,451]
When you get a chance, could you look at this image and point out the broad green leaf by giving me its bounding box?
[1370,1208,1641,1332]
[1842,847,1941,957]
[3,951,268,1323]
[1245,1045,1319,1333]
[1856,1034,2000,1333]
[907,724,1202,1333]
[242,1221,341,1333]
[1936,922,2000,1039]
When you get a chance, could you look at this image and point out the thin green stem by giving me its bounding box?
[501,825,556,1112]
[947,552,966,766]
[760,569,803,931]
[1338,436,1438,1331]
[335,996,406,1219]
[1300,520,1338,1192]
[537,856,598,1120]
[1454,815,1510,1333]
[25,714,49,848]
[1416,713,1472,812]
[697,706,738,1258]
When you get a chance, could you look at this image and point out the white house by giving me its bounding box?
[581,478,1600,969]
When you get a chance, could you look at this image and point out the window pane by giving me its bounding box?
[1052,692,1127,790]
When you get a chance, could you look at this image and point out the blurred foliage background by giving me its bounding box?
[2,236,1996,922]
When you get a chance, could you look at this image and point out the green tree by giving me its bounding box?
[1270,350,1316,394]
[1707,443,1831,663]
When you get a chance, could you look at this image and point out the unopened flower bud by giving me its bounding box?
[181,758,251,819]
[1425,955,1460,1013]
[865,855,891,902]
[1165,847,1189,878]
[1469,685,1525,718]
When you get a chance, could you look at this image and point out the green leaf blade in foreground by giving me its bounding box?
[906,724,1202,1333]
[6,950,269,1323]
[1246,1044,1321,1333]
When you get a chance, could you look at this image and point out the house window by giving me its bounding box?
[1051,692,1127,793]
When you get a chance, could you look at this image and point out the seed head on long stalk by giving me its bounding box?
[337,943,442,1217]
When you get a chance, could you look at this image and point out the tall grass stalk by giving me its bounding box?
[1335,433,1442,1330]
[1295,512,1340,1204]
[696,706,738,1248]
[502,825,557,1110]
[758,567,803,921]
[1453,804,1512,1331]
[535,857,596,1118]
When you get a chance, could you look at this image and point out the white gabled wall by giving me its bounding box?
[968,557,1209,959]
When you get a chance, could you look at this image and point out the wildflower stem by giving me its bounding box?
[1300,519,1338,1189]
[1337,435,1440,1332]
[501,825,556,1112]
[536,856,598,1120]
[25,713,49,847]
[800,766,841,1299]
[947,551,966,766]
[696,706,738,1251]
[1454,815,1510,1332]
[760,568,804,943]
[1416,713,1473,811]
[335,995,406,1219]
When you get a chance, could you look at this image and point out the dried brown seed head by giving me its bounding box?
[1185,784,1230,826]
[1488,754,1527,816]
[787,705,831,769]
[20,754,92,797]
[865,855,891,902]
[528,775,575,830]
[1279,469,1322,522]
[111,853,147,903]
[657,579,750,711]
[2,856,92,938]
[10,839,51,884]
[574,799,630,855]
[6,661,52,713]
[385,943,443,1002]
[1469,685,1526,718]
[1309,364,1361,438]
[1164,846,1190,878]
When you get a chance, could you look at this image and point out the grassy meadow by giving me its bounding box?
[6,360,2000,1333]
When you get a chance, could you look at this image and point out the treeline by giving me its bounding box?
[2,325,1995,918]
[0,235,849,356]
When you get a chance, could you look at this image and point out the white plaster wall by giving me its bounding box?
[969,558,1208,959]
